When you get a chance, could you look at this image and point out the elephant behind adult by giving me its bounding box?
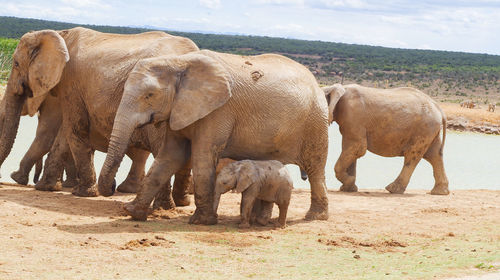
[323,84,449,195]
[0,28,198,203]
[98,50,330,224]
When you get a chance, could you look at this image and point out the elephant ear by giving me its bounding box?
[169,53,231,131]
[234,161,260,193]
[323,84,345,124]
[26,30,69,116]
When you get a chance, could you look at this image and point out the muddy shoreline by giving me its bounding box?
[447,117,500,135]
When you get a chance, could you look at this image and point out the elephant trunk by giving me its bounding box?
[0,83,27,170]
[213,190,223,214]
[98,103,137,197]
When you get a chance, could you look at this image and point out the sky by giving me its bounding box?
[1,0,500,55]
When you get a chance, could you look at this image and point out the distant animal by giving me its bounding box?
[213,160,293,228]
[323,84,449,195]
[488,103,496,112]
[467,101,477,109]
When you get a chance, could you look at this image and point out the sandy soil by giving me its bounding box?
[0,183,498,279]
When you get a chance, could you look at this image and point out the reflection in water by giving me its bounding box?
[2,118,499,191]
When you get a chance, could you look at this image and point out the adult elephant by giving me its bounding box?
[0,28,197,205]
[323,84,449,195]
[98,50,330,224]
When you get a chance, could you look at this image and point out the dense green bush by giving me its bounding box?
[0,37,18,82]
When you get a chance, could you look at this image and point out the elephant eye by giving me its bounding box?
[145,93,154,99]
[14,61,19,68]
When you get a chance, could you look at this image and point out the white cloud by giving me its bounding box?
[199,0,221,9]
[60,0,111,9]
[257,0,304,4]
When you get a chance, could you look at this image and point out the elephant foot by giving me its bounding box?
[173,194,191,207]
[274,220,286,229]
[339,184,358,192]
[35,181,62,192]
[152,185,175,210]
[152,194,176,211]
[117,178,140,193]
[124,201,149,221]
[305,200,329,221]
[62,178,79,188]
[430,184,450,195]
[256,216,269,226]
[188,208,218,225]
[385,182,406,194]
[239,222,250,229]
[11,170,29,185]
[71,184,99,197]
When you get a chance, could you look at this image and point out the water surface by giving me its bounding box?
[2,118,499,191]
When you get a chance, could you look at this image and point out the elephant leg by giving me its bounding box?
[12,118,61,185]
[239,189,258,229]
[34,130,68,191]
[385,149,424,194]
[152,180,176,211]
[117,148,149,193]
[335,137,366,192]
[255,200,274,226]
[172,161,193,207]
[124,133,189,221]
[66,130,98,197]
[277,201,289,228]
[188,132,233,225]
[61,151,78,188]
[423,137,449,195]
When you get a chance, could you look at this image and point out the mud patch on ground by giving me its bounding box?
[150,207,191,220]
[318,236,408,252]
[421,207,459,215]
[189,232,260,248]
[120,236,175,250]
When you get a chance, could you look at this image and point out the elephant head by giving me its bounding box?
[213,161,259,214]
[98,52,231,196]
[0,30,69,169]
[322,84,345,124]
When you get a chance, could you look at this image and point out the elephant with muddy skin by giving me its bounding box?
[323,84,449,195]
[98,50,330,224]
[0,28,198,208]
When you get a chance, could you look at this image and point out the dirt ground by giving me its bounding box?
[441,102,500,125]
[0,183,498,279]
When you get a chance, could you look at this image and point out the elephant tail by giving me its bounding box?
[439,106,447,156]
[300,168,308,181]
[33,159,43,184]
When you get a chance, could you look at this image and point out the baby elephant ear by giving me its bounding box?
[322,84,345,124]
[169,53,231,131]
[234,161,259,193]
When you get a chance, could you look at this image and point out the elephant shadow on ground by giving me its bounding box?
[0,184,314,234]
[326,189,423,198]
[56,213,314,234]
[0,184,127,217]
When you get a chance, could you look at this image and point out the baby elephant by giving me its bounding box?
[213,160,293,228]
[324,84,449,195]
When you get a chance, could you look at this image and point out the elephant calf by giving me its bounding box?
[324,84,449,195]
[213,160,293,228]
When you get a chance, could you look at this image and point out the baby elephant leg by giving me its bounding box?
[253,200,273,226]
[276,201,290,228]
[239,188,259,229]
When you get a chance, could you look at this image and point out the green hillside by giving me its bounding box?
[1,16,499,102]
